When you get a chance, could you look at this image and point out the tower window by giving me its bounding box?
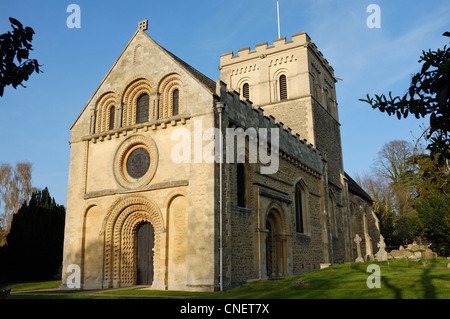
[242,83,250,100]
[279,74,287,100]
[136,94,149,124]
[172,89,179,116]
[109,106,115,130]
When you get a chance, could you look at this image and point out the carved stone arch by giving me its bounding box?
[95,92,117,133]
[163,189,189,210]
[122,77,153,126]
[158,73,184,118]
[236,77,251,100]
[272,68,288,82]
[102,195,164,288]
[272,68,289,101]
[264,201,289,234]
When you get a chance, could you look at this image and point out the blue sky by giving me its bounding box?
[1,0,449,206]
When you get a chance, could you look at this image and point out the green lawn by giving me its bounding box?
[3,258,449,299]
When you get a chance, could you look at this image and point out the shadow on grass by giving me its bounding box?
[380,273,402,299]
[421,261,437,299]
[358,258,447,299]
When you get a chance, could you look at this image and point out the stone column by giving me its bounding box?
[90,107,96,134]
[151,92,159,120]
[116,96,123,128]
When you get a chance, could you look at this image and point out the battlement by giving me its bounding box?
[215,80,323,176]
[219,32,334,76]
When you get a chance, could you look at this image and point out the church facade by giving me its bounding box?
[61,21,380,291]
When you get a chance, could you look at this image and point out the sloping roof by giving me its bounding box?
[162,47,216,94]
[345,172,373,203]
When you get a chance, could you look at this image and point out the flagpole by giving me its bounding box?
[277,1,281,38]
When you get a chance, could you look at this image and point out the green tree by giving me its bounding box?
[360,32,450,163]
[0,17,41,97]
[0,188,65,283]
[358,140,421,248]
[409,155,450,256]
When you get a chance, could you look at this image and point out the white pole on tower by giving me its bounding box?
[277,1,281,38]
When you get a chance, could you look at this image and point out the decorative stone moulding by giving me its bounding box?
[113,134,158,189]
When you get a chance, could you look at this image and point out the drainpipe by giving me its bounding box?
[216,101,225,291]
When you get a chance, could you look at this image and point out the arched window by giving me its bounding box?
[237,163,246,207]
[295,183,305,233]
[242,83,250,100]
[279,74,287,100]
[329,193,337,236]
[172,89,179,116]
[158,74,183,119]
[136,94,149,124]
[109,106,115,130]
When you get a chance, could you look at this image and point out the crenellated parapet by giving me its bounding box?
[219,32,334,77]
[215,79,323,177]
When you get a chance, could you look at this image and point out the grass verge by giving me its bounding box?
[3,258,449,299]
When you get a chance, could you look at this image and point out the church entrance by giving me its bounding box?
[136,222,155,285]
[265,209,287,278]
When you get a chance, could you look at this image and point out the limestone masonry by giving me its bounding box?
[61,20,380,291]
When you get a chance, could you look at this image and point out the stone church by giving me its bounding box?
[61,20,380,291]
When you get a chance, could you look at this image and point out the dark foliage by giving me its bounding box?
[0,188,65,283]
[0,17,41,97]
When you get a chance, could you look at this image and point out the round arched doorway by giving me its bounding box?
[102,196,164,289]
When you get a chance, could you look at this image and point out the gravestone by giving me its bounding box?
[376,236,388,261]
[354,234,364,263]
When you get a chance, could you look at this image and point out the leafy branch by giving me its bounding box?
[360,32,450,163]
[0,17,42,97]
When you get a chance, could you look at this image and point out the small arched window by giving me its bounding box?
[242,83,250,100]
[109,106,115,130]
[172,89,179,116]
[136,94,149,124]
[279,74,287,100]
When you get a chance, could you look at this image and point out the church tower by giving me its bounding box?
[219,32,344,187]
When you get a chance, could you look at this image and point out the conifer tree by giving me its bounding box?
[0,188,65,283]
